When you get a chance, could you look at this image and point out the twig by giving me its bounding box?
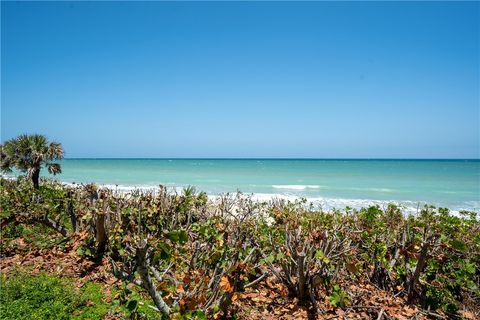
[41,216,69,237]
[418,308,447,319]
[377,308,384,320]
[245,272,268,288]
[349,305,382,309]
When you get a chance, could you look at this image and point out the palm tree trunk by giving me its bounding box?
[96,212,107,256]
[31,167,40,189]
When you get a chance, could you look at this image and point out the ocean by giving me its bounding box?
[6,159,480,213]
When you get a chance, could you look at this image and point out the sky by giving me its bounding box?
[1,1,479,158]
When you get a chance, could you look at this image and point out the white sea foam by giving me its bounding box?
[248,192,478,216]
[249,193,423,214]
[62,182,160,193]
[0,174,16,181]
[272,185,321,190]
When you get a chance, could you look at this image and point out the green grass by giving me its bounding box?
[0,272,162,320]
[0,273,109,320]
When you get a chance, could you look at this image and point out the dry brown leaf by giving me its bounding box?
[176,284,185,294]
[346,262,360,274]
[335,308,345,317]
[403,306,417,317]
[220,276,234,293]
[462,310,477,320]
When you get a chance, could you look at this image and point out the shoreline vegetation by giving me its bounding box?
[2,174,477,217]
[1,176,479,319]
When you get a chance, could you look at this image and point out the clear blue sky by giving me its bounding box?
[1,1,479,158]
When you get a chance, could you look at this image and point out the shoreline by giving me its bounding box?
[5,175,477,215]
[65,182,480,215]
[4,158,478,213]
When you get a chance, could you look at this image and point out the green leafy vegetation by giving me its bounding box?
[0,273,108,320]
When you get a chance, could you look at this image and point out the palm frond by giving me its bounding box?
[47,142,65,160]
[47,163,62,175]
[0,157,13,173]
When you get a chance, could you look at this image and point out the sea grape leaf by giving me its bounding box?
[262,254,275,264]
[157,241,172,260]
[126,299,138,312]
[168,230,188,244]
[315,250,330,264]
[451,239,466,252]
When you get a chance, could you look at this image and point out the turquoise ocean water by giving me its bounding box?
[6,159,480,213]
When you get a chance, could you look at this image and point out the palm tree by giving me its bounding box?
[1,134,64,188]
